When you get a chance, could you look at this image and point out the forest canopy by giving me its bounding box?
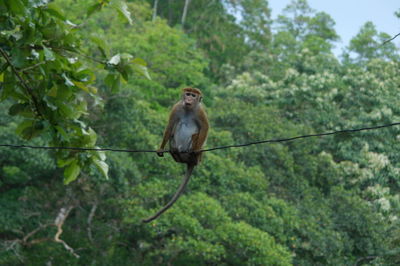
[1,0,400,265]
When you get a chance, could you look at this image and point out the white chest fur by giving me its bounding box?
[172,114,199,152]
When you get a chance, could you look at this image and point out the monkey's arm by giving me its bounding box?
[193,109,209,151]
[157,104,179,156]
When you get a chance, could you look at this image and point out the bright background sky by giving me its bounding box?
[268,0,400,56]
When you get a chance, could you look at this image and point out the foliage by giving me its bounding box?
[344,22,400,63]
[1,0,400,265]
[0,0,149,183]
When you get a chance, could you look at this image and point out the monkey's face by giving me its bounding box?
[183,92,200,109]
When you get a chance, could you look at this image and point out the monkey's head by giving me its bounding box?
[182,87,202,109]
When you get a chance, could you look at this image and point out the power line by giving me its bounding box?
[1,122,400,154]
[202,122,400,152]
[382,32,400,46]
[0,144,156,153]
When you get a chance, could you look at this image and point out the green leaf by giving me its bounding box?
[16,120,44,140]
[118,65,132,81]
[131,58,147,66]
[57,157,75,168]
[64,160,81,184]
[55,126,69,141]
[104,73,121,92]
[9,103,29,116]
[45,2,66,20]
[58,102,76,118]
[1,25,22,40]
[132,63,151,80]
[111,1,132,25]
[91,36,110,58]
[87,3,102,17]
[0,63,9,74]
[76,68,96,83]
[7,0,26,15]
[120,53,133,61]
[47,85,58,97]
[43,46,55,61]
[73,81,90,93]
[93,158,109,179]
[112,75,121,92]
[11,47,27,68]
[62,73,74,87]
[15,120,34,135]
[43,96,58,110]
[82,127,97,146]
[95,149,106,161]
[89,86,98,94]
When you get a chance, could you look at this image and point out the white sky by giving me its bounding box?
[268,0,400,55]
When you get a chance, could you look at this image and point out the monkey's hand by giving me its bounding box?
[190,151,199,156]
[188,150,201,165]
[156,149,164,157]
[192,148,202,156]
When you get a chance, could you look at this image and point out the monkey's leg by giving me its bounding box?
[170,150,184,163]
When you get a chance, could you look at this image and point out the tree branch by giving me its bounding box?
[22,223,53,244]
[87,201,98,243]
[0,47,43,117]
[152,0,159,21]
[19,62,46,72]
[54,206,80,258]
[51,46,106,65]
[181,0,192,27]
[6,206,80,259]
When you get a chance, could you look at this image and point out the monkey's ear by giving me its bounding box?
[199,96,203,102]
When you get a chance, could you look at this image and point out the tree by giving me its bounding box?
[0,0,148,183]
[343,21,399,63]
[271,0,339,78]
[181,0,192,27]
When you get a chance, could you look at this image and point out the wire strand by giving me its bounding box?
[1,122,400,154]
[382,32,400,46]
[201,122,400,152]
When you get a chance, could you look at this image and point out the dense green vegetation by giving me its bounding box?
[1,0,399,265]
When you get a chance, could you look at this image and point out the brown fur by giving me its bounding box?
[143,88,209,223]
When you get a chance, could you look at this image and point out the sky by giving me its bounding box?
[268,0,400,56]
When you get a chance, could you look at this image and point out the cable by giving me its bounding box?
[1,122,400,153]
[382,32,400,46]
[201,122,400,152]
[0,144,156,153]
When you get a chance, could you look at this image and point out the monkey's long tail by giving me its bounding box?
[142,164,195,223]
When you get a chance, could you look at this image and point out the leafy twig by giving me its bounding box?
[0,47,43,117]
[51,46,107,64]
[19,62,46,72]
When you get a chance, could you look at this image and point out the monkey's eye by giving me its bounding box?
[185,92,197,97]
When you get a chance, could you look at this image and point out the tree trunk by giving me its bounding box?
[181,0,191,27]
[152,0,159,21]
[168,0,173,25]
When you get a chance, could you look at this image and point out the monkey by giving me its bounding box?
[142,87,209,223]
